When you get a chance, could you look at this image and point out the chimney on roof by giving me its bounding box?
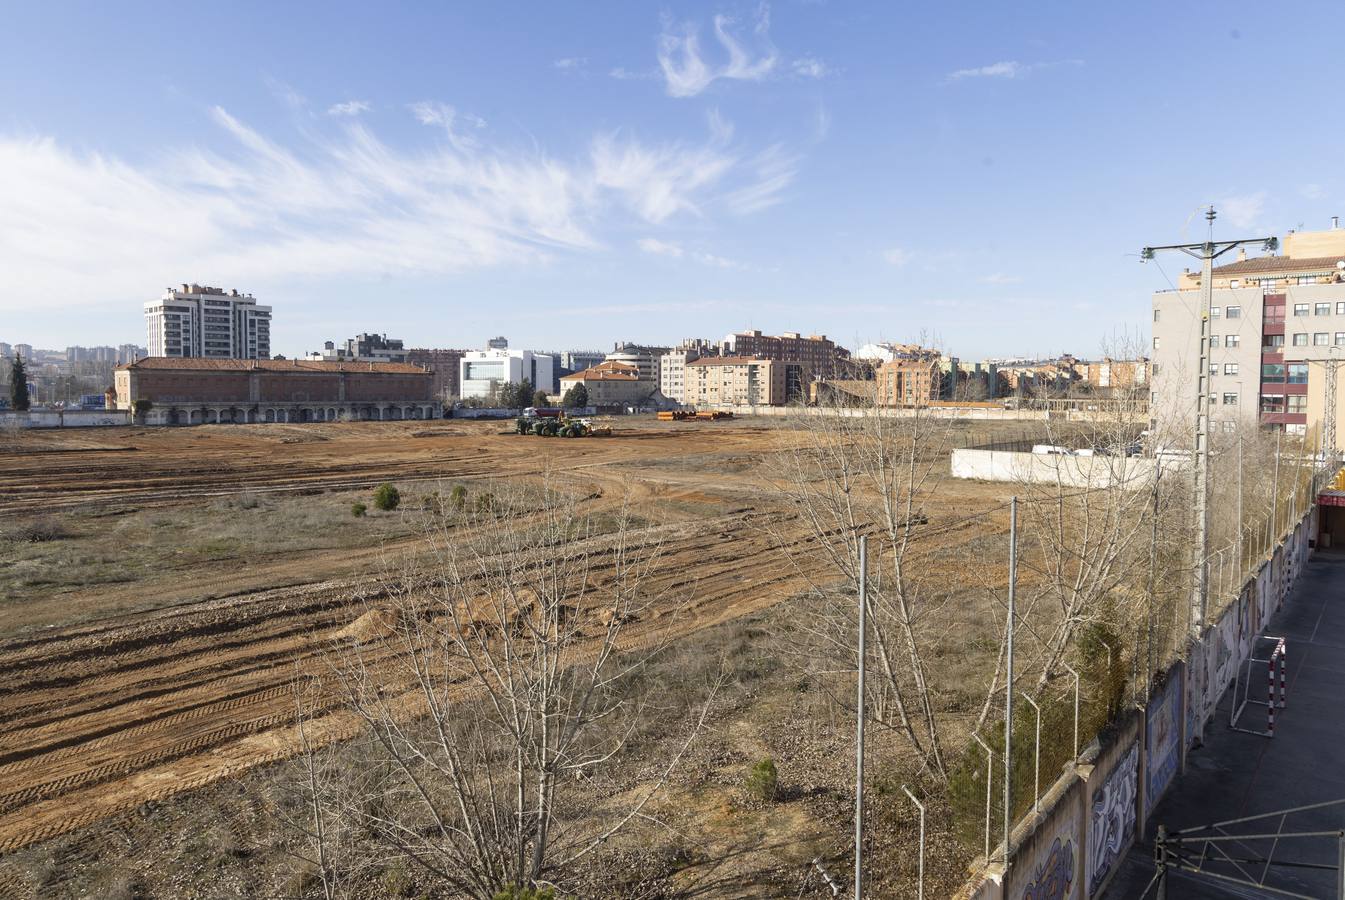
[1333,216,1340,230]
[1237,247,1247,262]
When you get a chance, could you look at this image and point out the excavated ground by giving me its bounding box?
[0,417,1015,865]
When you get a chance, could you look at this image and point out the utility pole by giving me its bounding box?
[854,535,867,900]
[1326,348,1339,480]
[1142,209,1277,640]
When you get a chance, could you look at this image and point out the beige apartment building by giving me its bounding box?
[686,357,797,407]
[1151,221,1345,438]
[557,361,657,407]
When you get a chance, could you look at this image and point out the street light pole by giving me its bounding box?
[1142,211,1278,641]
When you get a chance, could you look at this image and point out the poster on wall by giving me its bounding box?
[1087,741,1138,897]
[1212,612,1238,694]
[1013,813,1081,900]
[1186,641,1206,749]
[1237,591,1252,663]
[1146,664,1183,812]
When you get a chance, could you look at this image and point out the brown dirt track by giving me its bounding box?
[0,418,1011,862]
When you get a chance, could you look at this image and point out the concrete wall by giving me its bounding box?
[950,449,1175,490]
[1,410,131,428]
[954,506,1311,900]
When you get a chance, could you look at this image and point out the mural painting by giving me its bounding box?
[1087,741,1138,897]
[1146,666,1182,812]
[1212,612,1237,695]
[1185,640,1207,749]
[1018,837,1076,900]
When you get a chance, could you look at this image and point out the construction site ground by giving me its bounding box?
[0,417,1025,896]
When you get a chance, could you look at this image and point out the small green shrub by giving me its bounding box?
[450,484,468,510]
[745,757,779,802]
[381,863,415,897]
[6,519,68,543]
[373,483,401,511]
[351,502,368,518]
[493,886,556,900]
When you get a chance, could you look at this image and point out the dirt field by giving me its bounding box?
[0,417,1018,893]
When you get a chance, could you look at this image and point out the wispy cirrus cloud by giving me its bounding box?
[1219,191,1268,229]
[0,107,794,311]
[792,57,829,79]
[946,59,1082,82]
[637,237,685,257]
[657,7,777,98]
[554,57,587,72]
[980,272,1021,285]
[327,100,370,117]
[883,247,912,266]
[637,238,745,269]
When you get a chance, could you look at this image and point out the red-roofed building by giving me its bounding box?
[113,357,440,424]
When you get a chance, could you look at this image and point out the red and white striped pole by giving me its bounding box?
[1279,642,1287,710]
[1267,654,1276,736]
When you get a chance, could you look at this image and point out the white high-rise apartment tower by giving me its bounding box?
[145,284,272,359]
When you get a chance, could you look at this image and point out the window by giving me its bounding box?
[1151,363,1159,374]
[1295,303,1310,316]
[1152,337,1160,350]
[1337,333,1345,346]
[1229,280,1242,290]
[1210,306,1222,318]
[1293,333,1309,346]
[1222,420,1236,433]
[1151,391,1158,404]
[1337,302,1345,315]
[1262,363,1285,382]
[1210,364,1218,377]
[1300,277,1320,286]
[1288,364,1308,384]
[1210,335,1219,348]
[1224,363,1238,375]
[1266,334,1285,348]
[1223,392,1238,405]
[1316,333,1330,346]
[1288,394,1307,413]
[1261,395,1285,414]
[1318,303,1332,316]
[1153,308,1160,322]
[1226,305,1241,319]
[1226,335,1240,348]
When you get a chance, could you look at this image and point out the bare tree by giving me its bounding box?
[330,482,714,898]
[772,389,959,781]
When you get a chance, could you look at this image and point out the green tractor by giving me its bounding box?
[516,416,532,434]
[530,418,561,436]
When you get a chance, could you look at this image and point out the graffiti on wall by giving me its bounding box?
[1087,741,1138,896]
[1146,666,1182,812]
[1019,837,1075,900]
[1185,639,1208,748]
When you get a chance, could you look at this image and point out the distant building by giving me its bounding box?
[13,344,32,360]
[114,357,439,425]
[720,330,848,379]
[558,350,605,374]
[1081,358,1149,391]
[307,333,408,364]
[559,361,659,408]
[875,358,942,407]
[686,357,800,407]
[459,348,556,400]
[405,348,467,400]
[145,284,271,359]
[486,336,510,350]
[658,340,721,404]
[605,343,671,382]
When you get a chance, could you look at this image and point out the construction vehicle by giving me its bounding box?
[515,414,610,438]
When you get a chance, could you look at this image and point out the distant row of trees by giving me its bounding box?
[455,380,590,410]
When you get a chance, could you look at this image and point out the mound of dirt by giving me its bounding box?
[334,606,400,642]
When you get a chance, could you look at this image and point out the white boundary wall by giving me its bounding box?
[950,448,1182,490]
[1,410,131,428]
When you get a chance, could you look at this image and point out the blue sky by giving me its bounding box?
[4,1,1345,359]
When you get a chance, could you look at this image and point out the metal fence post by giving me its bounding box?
[972,733,994,862]
[902,785,926,900]
[1020,692,1042,818]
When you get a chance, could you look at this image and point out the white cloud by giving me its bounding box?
[883,247,912,266]
[609,67,656,81]
[554,57,587,71]
[946,59,1083,82]
[327,100,370,117]
[657,7,777,98]
[694,250,740,268]
[1220,192,1267,229]
[981,272,1021,285]
[638,237,684,257]
[0,108,797,312]
[723,143,798,215]
[792,57,829,79]
[948,61,1025,80]
[1301,183,1326,201]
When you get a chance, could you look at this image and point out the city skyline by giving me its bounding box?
[6,2,1345,357]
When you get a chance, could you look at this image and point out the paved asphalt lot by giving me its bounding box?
[1104,550,1345,899]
